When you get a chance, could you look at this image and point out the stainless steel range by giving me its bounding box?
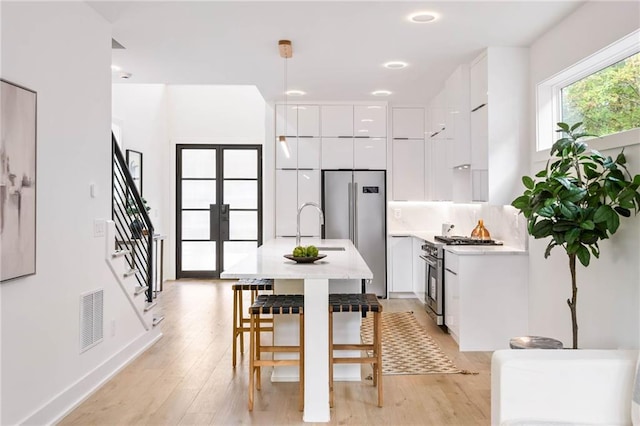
[422,236,503,329]
[420,240,445,327]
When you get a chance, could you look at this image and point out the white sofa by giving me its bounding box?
[491,349,639,425]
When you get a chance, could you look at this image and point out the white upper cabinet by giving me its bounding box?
[298,138,321,169]
[446,64,471,168]
[392,139,424,201]
[428,91,447,140]
[321,105,354,137]
[470,54,488,110]
[321,137,354,169]
[392,107,425,139]
[275,136,298,169]
[276,105,298,137]
[297,105,320,137]
[354,138,386,170]
[354,105,386,138]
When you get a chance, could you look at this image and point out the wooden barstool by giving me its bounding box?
[328,293,383,407]
[232,278,274,367]
[248,294,305,412]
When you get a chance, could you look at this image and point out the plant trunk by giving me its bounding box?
[567,253,578,349]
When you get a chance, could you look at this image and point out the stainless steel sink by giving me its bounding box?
[316,246,345,251]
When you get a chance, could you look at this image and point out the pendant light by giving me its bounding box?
[278,40,292,159]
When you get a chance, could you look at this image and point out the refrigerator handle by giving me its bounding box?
[353,182,358,246]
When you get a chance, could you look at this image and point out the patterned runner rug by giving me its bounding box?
[361,311,472,375]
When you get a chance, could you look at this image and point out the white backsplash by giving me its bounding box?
[388,201,527,249]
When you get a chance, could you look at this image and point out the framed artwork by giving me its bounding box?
[1,79,37,282]
[126,149,143,196]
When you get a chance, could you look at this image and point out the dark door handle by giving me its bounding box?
[220,204,230,241]
[210,204,219,241]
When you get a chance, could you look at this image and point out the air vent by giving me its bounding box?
[112,39,125,49]
[80,289,104,353]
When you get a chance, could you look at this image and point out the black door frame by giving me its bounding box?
[176,144,263,279]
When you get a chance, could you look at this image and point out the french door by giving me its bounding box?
[176,144,262,279]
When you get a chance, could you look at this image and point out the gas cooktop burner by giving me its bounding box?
[434,235,503,246]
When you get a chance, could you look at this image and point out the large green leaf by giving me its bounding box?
[538,205,555,217]
[522,176,535,190]
[577,245,591,267]
[532,219,554,237]
[565,228,581,245]
[594,205,614,223]
[512,195,530,210]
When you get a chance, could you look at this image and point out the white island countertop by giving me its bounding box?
[220,237,372,423]
[221,237,373,280]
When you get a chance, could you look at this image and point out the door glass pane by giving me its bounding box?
[182,149,216,178]
[181,210,210,240]
[182,180,216,208]
[224,241,257,270]
[181,241,216,271]
[224,150,257,179]
[224,180,257,209]
[229,211,257,240]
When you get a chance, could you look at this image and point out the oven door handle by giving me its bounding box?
[419,255,437,267]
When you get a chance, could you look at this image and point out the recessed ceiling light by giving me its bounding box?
[361,119,374,122]
[111,64,121,71]
[286,90,306,96]
[384,61,408,70]
[408,12,439,23]
[372,90,391,96]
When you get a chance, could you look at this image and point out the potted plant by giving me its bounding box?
[512,122,640,348]
[126,196,151,239]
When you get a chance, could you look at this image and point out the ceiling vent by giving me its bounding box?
[112,39,125,49]
[80,289,104,353]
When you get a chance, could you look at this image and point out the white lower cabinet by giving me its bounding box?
[444,250,528,351]
[275,169,321,237]
[390,236,413,293]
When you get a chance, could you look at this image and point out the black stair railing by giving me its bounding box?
[112,133,154,303]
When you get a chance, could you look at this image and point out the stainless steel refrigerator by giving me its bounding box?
[322,170,386,297]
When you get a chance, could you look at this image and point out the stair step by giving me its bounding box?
[134,285,149,296]
[123,268,139,278]
[112,249,131,258]
[144,301,157,312]
[152,315,165,327]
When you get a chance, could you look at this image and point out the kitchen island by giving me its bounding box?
[221,238,373,423]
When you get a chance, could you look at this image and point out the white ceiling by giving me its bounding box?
[90,1,584,104]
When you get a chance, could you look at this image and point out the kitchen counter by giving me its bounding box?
[389,230,526,254]
[221,237,373,280]
[221,237,372,423]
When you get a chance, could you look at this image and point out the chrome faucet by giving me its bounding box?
[296,202,324,247]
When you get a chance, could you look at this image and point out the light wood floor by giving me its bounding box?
[60,280,492,425]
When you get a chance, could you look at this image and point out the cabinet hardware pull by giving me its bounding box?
[471,103,487,113]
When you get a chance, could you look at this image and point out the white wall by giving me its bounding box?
[112,84,171,276]
[0,3,158,424]
[167,85,267,278]
[528,1,640,348]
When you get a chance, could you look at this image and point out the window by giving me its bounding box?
[536,29,640,152]
[560,52,639,137]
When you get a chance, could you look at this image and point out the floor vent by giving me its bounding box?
[80,289,104,353]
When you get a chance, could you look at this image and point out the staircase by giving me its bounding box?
[108,134,163,330]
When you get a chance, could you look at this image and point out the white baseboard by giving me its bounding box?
[20,329,162,425]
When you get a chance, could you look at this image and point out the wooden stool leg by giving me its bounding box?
[375,310,383,407]
[248,311,255,411]
[232,289,238,367]
[299,311,305,412]
[256,312,262,391]
[329,310,334,408]
[239,292,245,355]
